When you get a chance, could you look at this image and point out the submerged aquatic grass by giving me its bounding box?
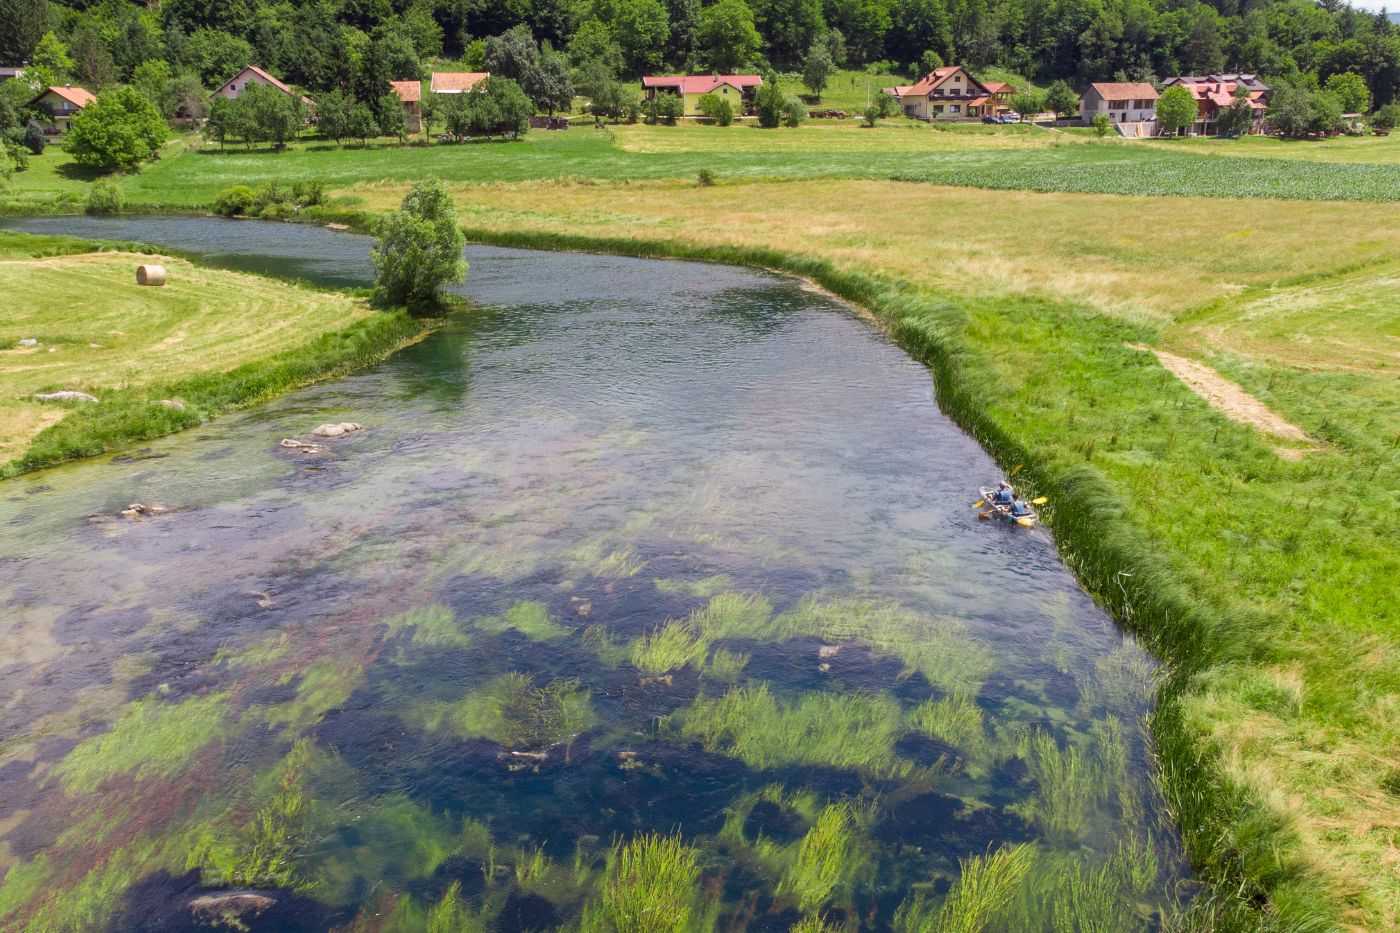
[908,694,986,750]
[1014,730,1104,843]
[703,647,751,683]
[477,600,570,641]
[53,692,230,793]
[630,621,707,675]
[411,672,595,751]
[585,833,702,933]
[672,684,908,776]
[386,604,472,649]
[894,842,1036,933]
[780,803,862,913]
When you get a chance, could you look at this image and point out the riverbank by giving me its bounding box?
[0,231,430,478]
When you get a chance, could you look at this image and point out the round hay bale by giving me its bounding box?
[136,264,167,286]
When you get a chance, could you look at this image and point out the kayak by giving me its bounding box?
[977,487,1037,527]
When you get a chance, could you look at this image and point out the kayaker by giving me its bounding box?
[1010,497,1033,518]
[992,482,1014,506]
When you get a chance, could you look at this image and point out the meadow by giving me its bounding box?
[2,113,1399,929]
[0,231,422,473]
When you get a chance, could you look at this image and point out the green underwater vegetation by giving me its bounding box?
[386,604,473,649]
[476,600,571,641]
[779,803,866,913]
[631,621,708,675]
[893,842,1036,933]
[52,692,231,794]
[671,684,909,777]
[583,833,704,933]
[408,672,596,751]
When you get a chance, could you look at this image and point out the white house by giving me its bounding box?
[886,66,994,122]
[215,64,314,108]
[27,85,95,135]
[1080,82,1158,134]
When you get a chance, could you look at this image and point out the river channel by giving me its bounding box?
[0,217,1186,931]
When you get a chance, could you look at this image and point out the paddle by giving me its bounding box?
[1031,496,1048,506]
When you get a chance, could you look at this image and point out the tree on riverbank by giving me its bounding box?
[371,179,466,312]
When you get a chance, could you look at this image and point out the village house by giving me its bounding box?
[215,64,315,110]
[1079,82,1158,136]
[1161,74,1269,135]
[640,74,763,117]
[389,80,422,133]
[27,85,95,135]
[0,66,26,83]
[429,72,490,96]
[883,66,1001,121]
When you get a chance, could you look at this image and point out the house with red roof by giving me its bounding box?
[430,72,490,95]
[641,74,763,117]
[1080,82,1158,135]
[215,65,315,110]
[27,86,96,135]
[390,80,423,133]
[883,66,1003,121]
[1161,74,1269,135]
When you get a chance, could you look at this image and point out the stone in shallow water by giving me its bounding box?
[189,891,277,922]
[311,422,363,438]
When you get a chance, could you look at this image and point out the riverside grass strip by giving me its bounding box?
[450,225,1352,932]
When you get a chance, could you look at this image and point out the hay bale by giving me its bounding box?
[136,264,166,286]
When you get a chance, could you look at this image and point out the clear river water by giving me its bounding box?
[0,217,1187,931]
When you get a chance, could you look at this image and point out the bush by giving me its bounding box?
[213,184,256,217]
[624,98,642,123]
[648,92,683,125]
[85,180,124,215]
[697,93,734,126]
[697,168,716,186]
[862,104,880,127]
[251,181,288,214]
[1092,113,1111,137]
[291,180,325,207]
[371,178,467,312]
[259,201,292,221]
[1373,102,1400,131]
[23,120,45,155]
[754,73,785,128]
[782,96,805,127]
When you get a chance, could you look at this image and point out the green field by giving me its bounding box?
[4,116,1400,929]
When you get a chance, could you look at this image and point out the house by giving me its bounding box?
[1160,74,1269,136]
[1079,82,1158,136]
[0,66,26,84]
[215,64,315,109]
[983,81,1015,113]
[389,80,422,133]
[884,66,995,121]
[27,86,95,135]
[641,74,763,117]
[430,72,489,95]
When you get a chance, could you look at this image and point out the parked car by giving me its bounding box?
[982,114,998,124]
[998,112,1021,123]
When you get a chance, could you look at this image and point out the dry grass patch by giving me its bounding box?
[0,251,372,458]
[349,178,1400,321]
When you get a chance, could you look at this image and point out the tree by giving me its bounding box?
[697,0,763,73]
[316,90,354,145]
[862,103,881,126]
[1216,87,1255,137]
[532,43,574,114]
[243,83,305,149]
[802,40,835,99]
[483,77,534,137]
[610,0,671,73]
[23,120,46,154]
[69,26,116,89]
[187,29,255,86]
[1045,80,1078,119]
[378,92,407,143]
[0,0,49,66]
[346,102,377,145]
[131,60,174,113]
[166,73,210,123]
[1373,102,1400,130]
[485,25,541,85]
[568,19,624,74]
[751,0,826,68]
[647,91,683,124]
[64,86,168,172]
[782,95,805,126]
[1324,71,1371,114]
[581,62,628,120]
[1011,89,1045,118]
[754,72,786,127]
[28,32,74,88]
[919,50,944,75]
[1156,84,1197,135]
[372,178,466,311]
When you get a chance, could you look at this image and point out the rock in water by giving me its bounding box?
[188,891,276,923]
[34,391,98,403]
[311,422,363,438]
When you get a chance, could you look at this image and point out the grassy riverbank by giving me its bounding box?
[0,231,427,477]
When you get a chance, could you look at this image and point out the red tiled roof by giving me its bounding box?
[35,85,96,108]
[217,64,291,96]
[430,72,489,93]
[907,65,986,97]
[642,74,762,94]
[1088,82,1158,100]
[984,81,1013,93]
[883,85,913,97]
[390,80,422,103]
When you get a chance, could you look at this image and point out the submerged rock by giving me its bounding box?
[120,503,169,519]
[34,390,97,403]
[188,891,277,922]
[279,438,326,454]
[311,422,363,438]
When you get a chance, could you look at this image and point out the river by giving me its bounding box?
[0,217,1185,931]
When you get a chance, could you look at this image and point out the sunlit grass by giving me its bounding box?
[583,833,702,933]
[630,621,707,675]
[908,694,986,751]
[779,803,863,913]
[671,684,908,777]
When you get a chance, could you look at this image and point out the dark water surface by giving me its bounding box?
[1,217,1186,931]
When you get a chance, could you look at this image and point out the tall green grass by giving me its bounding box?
[894,843,1036,933]
[779,804,861,913]
[584,833,703,933]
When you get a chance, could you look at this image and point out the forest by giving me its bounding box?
[2,0,1399,118]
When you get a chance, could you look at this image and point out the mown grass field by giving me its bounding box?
[3,114,1400,928]
[0,232,419,472]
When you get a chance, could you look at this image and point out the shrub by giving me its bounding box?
[291,180,325,207]
[85,180,124,215]
[251,181,289,214]
[259,201,292,221]
[623,98,641,123]
[697,92,733,126]
[1093,113,1111,137]
[1373,102,1400,131]
[213,184,256,217]
[754,73,785,128]
[23,120,45,155]
[1157,84,1196,135]
[862,104,880,127]
[371,178,467,312]
[782,96,805,127]
[649,92,683,125]
[697,168,717,186]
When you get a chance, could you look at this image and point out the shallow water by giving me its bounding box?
[1,217,1186,931]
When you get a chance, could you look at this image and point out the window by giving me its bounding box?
[1134,99,1154,109]
[933,104,944,113]
[950,104,960,113]
[1108,99,1128,110]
